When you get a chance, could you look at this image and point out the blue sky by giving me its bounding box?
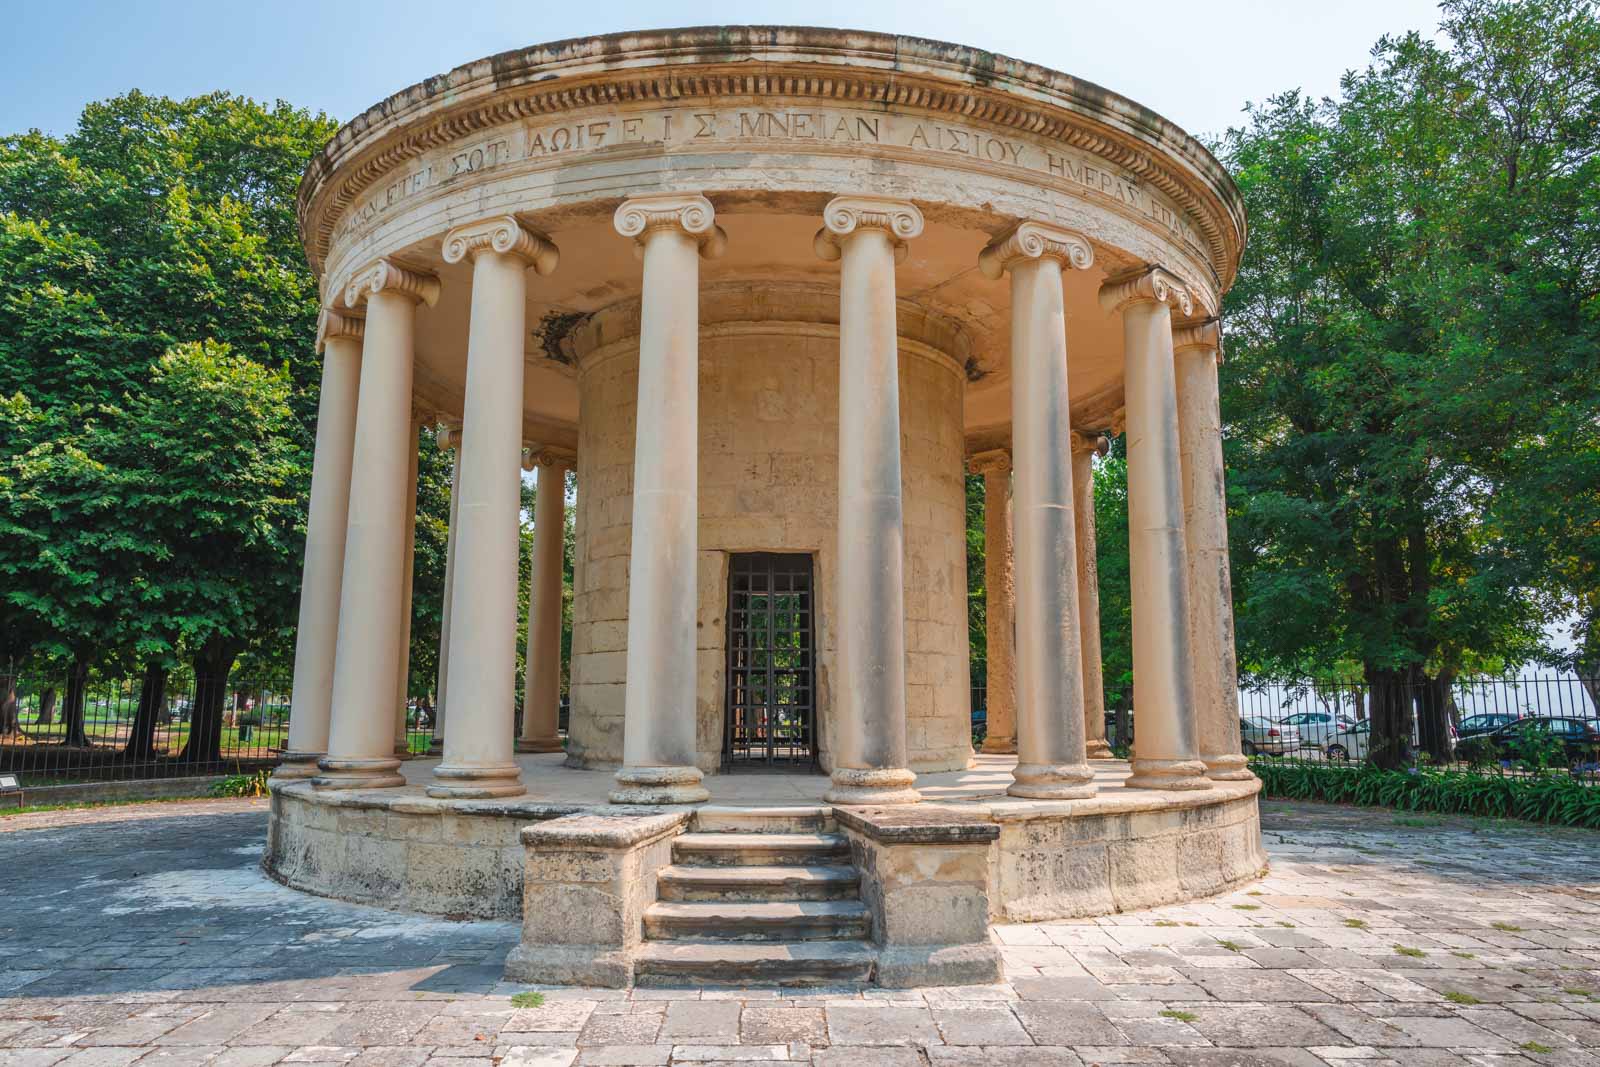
[5,0,1445,140]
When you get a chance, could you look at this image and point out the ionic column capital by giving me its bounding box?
[1098,266,1193,317]
[442,215,559,274]
[343,258,441,310]
[613,193,726,259]
[435,422,463,451]
[1070,431,1112,457]
[521,444,577,472]
[978,221,1094,280]
[814,196,924,264]
[315,307,364,353]
[969,448,1012,478]
[1173,317,1224,363]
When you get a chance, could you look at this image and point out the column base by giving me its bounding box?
[609,765,709,805]
[427,762,526,799]
[516,736,564,754]
[393,745,414,760]
[823,766,921,806]
[311,756,406,790]
[1008,761,1097,800]
[1125,757,1212,791]
[272,750,324,780]
[1085,739,1115,759]
[1203,753,1254,781]
[978,735,1017,755]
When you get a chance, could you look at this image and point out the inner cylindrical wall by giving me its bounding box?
[566,317,970,775]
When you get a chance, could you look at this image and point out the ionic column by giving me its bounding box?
[316,259,439,790]
[429,216,559,799]
[980,222,1097,799]
[815,196,924,806]
[278,307,363,779]
[1100,268,1210,791]
[1174,320,1250,780]
[609,194,724,806]
[518,448,572,754]
[393,418,420,758]
[969,450,1016,756]
[1071,431,1115,759]
[429,424,462,753]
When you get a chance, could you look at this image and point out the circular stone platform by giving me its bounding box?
[264,757,1264,923]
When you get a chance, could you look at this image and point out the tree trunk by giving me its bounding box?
[36,686,56,726]
[61,658,90,747]
[123,662,168,760]
[1417,670,1455,764]
[0,673,18,735]
[1365,664,1415,770]
[178,639,238,765]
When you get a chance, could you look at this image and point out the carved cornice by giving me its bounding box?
[978,221,1094,279]
[969,448,1012,478]
[1172,317,1223,363]
[522,444,577,471]
[315,307,364,353]
[442,215,559,273]
[343,258,441,309]
[295,30,1245,291]
[1098,266,1193,317]
[814,196,924,263]
[613,194,727,259]
[1069,430,1111,457]
[435,423,463,451]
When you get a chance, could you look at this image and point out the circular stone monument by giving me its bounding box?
[267,27,1264,987]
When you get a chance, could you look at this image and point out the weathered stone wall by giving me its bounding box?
[566,318,971,774]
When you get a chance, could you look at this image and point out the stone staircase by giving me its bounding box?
[634,805,877,986]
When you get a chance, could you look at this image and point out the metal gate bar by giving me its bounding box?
[723,552,816,767]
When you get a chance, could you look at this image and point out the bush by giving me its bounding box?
[1456,736,1498,770]
[1251,757,1600,829]
[210,770,270,798]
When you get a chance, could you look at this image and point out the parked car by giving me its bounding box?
[1240,716,1300,756]
[1277,711,1357,749]
[1324,720,1370,761]
[1456,712,1520,740]
[1485,717,1600,765]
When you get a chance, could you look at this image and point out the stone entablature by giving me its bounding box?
[298,29,1240,316]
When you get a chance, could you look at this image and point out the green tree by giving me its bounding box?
[1219,0,1600,766]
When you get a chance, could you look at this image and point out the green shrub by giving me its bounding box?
[1250,758,1600,829]
[1455,736,1497,770]
[210,770,271,798]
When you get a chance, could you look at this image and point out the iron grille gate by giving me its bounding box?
[723,553,817,767]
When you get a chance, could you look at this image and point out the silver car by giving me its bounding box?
[1240,716,1301,756]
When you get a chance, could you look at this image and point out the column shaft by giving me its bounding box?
[431,227,546,799]
[1072,438,1114,759]
[1108,270,1210,791]
[317,279,429,789]
[975,456,1016,755]
[1175,325,1250,779]
[279,320,362,778]
[611,200,713,805]
[1006,253,1094,799]
[393,422,419,757]
[519,459,567,753]
[430,438,461,752]
[817,196,923,806]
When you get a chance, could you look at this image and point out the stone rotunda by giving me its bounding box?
[265,27,1264,988]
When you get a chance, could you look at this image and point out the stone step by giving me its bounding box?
[692,805,835,834]
[672,831,850,867]
[644,900,871,942]
[656,863,860,902]
[633,940,877,987]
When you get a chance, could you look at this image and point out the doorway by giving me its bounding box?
[723,552,817,768]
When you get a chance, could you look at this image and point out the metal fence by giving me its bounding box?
[970,668,1598,780]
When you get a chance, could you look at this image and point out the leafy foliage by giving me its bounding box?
[1252,757,1600,828]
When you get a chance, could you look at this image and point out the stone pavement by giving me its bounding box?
[2,799,1598,1066]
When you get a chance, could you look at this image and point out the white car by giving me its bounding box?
[1277,711,1358,750]
[1324,720,1370,761]
[1240,716,1301,756]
